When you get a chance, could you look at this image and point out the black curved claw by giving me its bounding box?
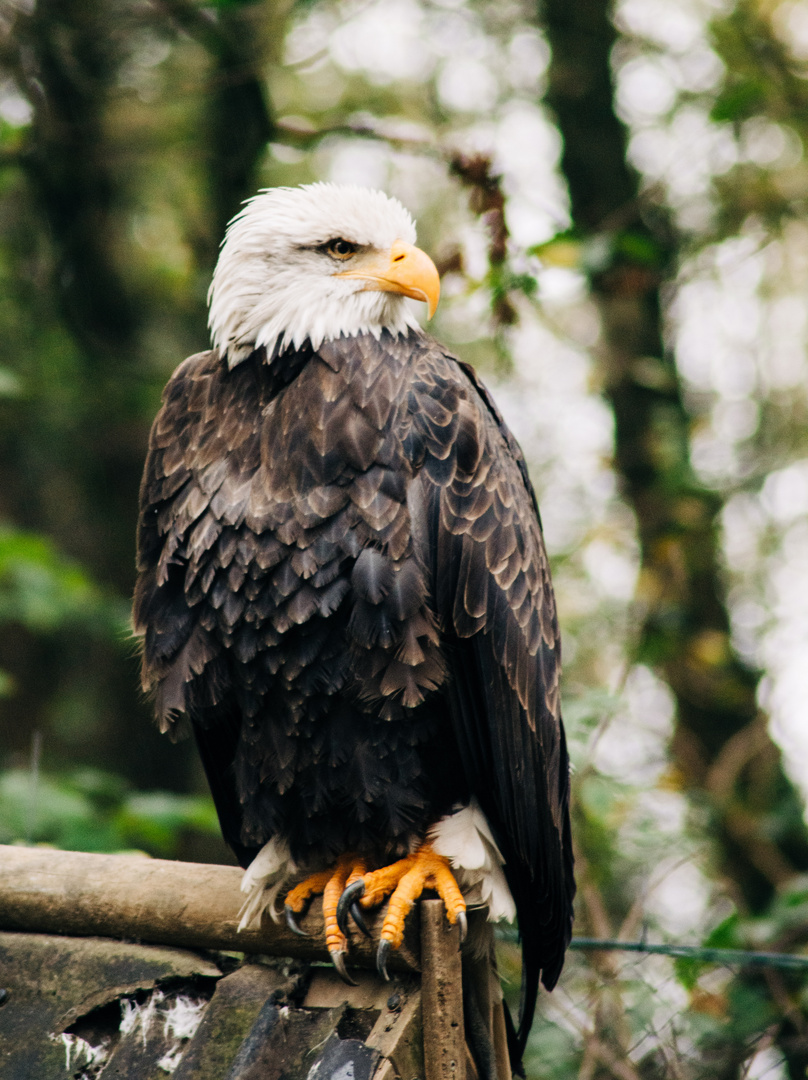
[336,879,366,937]
[456,909,468,945]
[330,949,357,986]
[284,904,309,937]
[351,902,372,939]
[377,937,392,982]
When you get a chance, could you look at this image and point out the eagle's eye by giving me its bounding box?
[325,238,359,260]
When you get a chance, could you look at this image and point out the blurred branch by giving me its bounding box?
[275,115,441,155]
[449,154,518,328]
[149,0,229,52]
[581,1038,642,1080]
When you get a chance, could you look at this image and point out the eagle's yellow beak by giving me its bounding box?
[335,239,440,319]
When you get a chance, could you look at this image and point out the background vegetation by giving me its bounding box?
[2,0,808,1074]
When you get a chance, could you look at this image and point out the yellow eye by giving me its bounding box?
[325,238,358,260]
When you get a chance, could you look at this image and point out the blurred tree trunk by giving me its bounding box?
[7,0,146,586]
[542,0,808,1070]
[0,0,160,785]
[0,0,275,792]
[158,0,276,263]
[11,0,140,365]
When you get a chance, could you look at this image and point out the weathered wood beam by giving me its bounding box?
[421,899,466,1080]
[0,845,419,973]
[0,849,509,1078]
[304,968,425,1080]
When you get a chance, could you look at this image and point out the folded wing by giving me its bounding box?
[406,339,575,1050]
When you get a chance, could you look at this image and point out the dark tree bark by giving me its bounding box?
[0,0,276,796]
[542,0,808,1070]
[205,10,275,256]
[157,0,275,261]
[12,0,140,362]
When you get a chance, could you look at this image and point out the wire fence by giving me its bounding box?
[570,938,808,972]
[495,933,808,1079]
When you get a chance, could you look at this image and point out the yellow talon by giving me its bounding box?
[358,843,467,949]
[284,844,466,974]
[284,868,333,913]
[323,856,353,954]
[284,854,364,956]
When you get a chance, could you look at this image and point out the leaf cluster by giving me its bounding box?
[0,765,219,858]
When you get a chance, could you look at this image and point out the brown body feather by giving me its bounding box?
[134,328,574,1051]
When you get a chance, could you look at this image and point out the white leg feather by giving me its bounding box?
[237,837,297,931]
[429,801,516,924]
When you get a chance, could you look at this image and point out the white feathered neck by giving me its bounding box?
[208,183,422,367]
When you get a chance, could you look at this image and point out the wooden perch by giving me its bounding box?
[0,845,419,972]
[0,846,517,1079]
[422,899,466,1080]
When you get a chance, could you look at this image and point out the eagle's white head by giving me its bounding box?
[208,183,441,367]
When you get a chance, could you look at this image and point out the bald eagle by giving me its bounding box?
[134,183,574,1069]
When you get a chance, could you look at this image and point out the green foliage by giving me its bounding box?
[709,79,766,124]
[0,366,22,398]
[0,766,220,857]
[674,913,742,990]
[0,527,129,635]
[530,228,667,276]
[0,525,130,698]
[614,230,666,268]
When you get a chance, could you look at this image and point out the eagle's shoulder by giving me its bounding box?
[168,346,223,383]
[403,334,521,441]
[146,349,225,458]
[404,333,546,529]
[402,332,560,678]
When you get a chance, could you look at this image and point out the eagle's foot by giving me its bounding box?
[284,854,367,984]
[336,843,467,981]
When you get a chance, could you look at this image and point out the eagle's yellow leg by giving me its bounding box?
[360,844,466,948]
[284,855,367,984]
[284,868,334,913]
[337,842,467,979]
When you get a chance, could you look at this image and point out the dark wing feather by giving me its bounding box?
[193,704,257,868]
[133,348,272,866]
[408,336,575,1051]
[134,351,216,725]
[133,345,301,719]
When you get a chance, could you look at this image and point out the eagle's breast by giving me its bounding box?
[144,332,465,858]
